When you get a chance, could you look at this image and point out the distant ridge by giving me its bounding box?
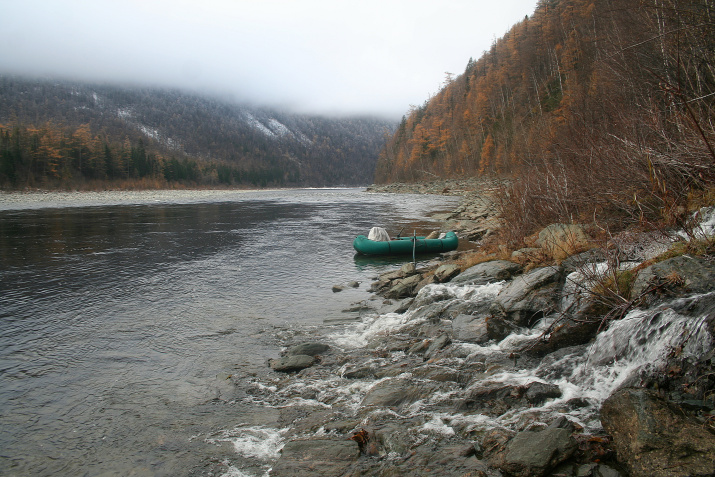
[0,76,394,189]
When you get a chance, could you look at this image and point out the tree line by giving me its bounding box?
[376,0,715,240]
[0,122,293,189]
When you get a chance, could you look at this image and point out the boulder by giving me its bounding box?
[434,263,461,283]
[286,342,330,357]
[490,266,565,327]
[600,388,715,477]
[536,223,592,260]
[457,382,526,416]
[451,260,522,286]
[527,316,601,356]
[361,377,439,411]
[269,354,315,372]
[490,428,577,477]
[452,314,490,343]
[631,255,715,299]
[486,314,519,341]
[270,439,360,477]
[525,381,562,404]
[385,274,423,299]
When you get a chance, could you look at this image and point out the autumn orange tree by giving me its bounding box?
[0,122,277,189]
[375,0,715,240]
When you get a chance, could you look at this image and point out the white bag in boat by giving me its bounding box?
[368,227,390,242]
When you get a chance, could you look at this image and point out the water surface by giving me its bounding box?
[0,188,459,476]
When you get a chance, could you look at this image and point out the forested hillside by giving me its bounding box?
[0,77,394,189]
[376,0,714,239]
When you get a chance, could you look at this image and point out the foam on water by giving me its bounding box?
[567,300,712,403]
[330,281,504,349]
[208,425,289,461]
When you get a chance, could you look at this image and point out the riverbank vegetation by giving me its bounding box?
[375,0,715,244]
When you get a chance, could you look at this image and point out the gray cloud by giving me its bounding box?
[0,0,538,118]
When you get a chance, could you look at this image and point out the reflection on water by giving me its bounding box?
[0,188,459,476]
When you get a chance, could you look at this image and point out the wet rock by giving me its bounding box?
[600,387,715,477]
[361,377,439,411]
[434,263,461,283]
[424,333,452,359]
[411,364,464,383]
[372,422,416,454]
[342,365,376,379]
[525,381,562,404]
[331,285,345,292]
[347,280,360,288]
[410,285,456,309]
[286,342,330,357]
[451,259,522,286]
[490,428,577,477]
[527,316,601,356]
[452,314,490,343]
[385,274,423,299]
[490,265,565,327]
[269,354,315,372]
[408,339,431,355]
[561,249,608,273]
[486,314,519,341]
[631,255,715,299]
[457,382,526,416]
[270,438,360,477]
[414,274,437,294]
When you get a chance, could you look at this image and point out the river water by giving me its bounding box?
[0,188,460,476]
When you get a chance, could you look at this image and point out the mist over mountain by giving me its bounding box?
[0,76,394,188]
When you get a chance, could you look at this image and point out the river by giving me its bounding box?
[0,188,461,476]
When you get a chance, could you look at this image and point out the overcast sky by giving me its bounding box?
[0,0,538,119]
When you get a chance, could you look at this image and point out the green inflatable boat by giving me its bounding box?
[353,231,458,256]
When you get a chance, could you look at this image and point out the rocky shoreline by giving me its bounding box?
[254,182,715,477]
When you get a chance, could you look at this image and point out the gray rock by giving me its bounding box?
[525,381,562,404]
[561,249,608,273]
[269,354,315,372]
[451,259,522,286]
[385,274,423,299]
[631,255,715,299]
[424,333,451,359]
[270,439,360,477]
[457,382,526,416]
[497,428,577,477]
[490,266,565,327]
[452,314,490,343]
[286,342,330,357]
[600,388,715,477]
[486,314,519,341]
[434,263,461,283]
[361,377,438,411]
[527,316,601,356]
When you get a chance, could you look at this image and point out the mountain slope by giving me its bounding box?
[0,76,394,188]
[375,0,714,238]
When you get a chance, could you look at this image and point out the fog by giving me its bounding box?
[0,0,538,118]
